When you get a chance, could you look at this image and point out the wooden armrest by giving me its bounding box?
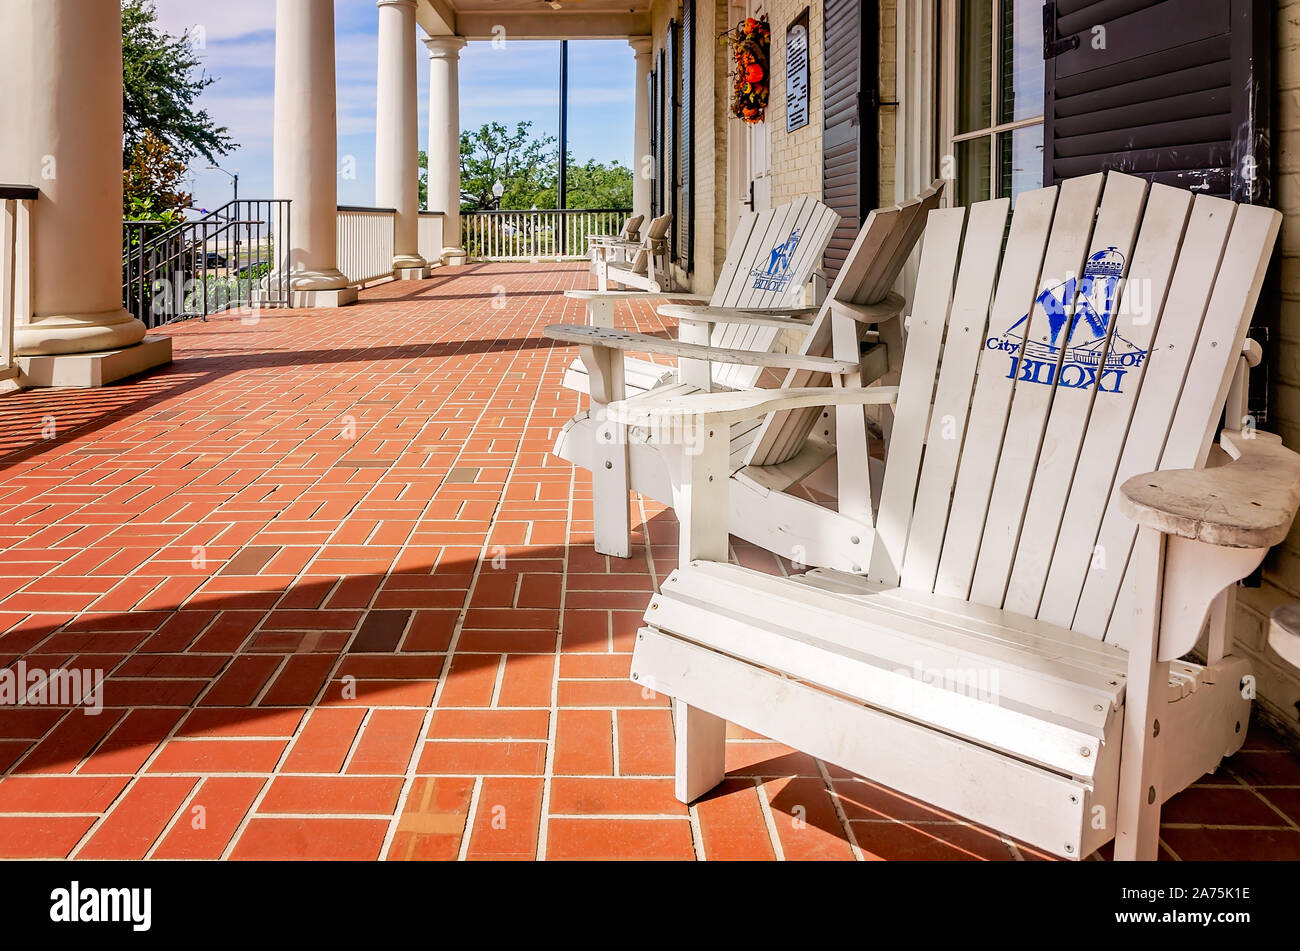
[564,290,710,303]
[828,292,906,324]
[659,304,816,330]
[543,325,859,374]
[657,303,818,327]
[1119,430,1300,548]
[608,385,899,429]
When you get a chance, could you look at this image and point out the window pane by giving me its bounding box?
[997,124,1043,200]
[957,0,993,133]
[957,136,992,206]
[999,0,1045,124]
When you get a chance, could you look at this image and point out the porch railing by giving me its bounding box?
[337,205,396,286]
[462,208,631,261]
[418,210,445,266]
[122,199,291,328]
[1,185,37,383]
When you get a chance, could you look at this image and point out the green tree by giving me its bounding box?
[534,155,634,209]
[459,121,557,211]
[121,0,234,165]
[123,130,193,219]
[418,150,428,209]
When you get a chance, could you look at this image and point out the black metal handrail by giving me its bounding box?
[122,199,291,328]
[0,185,39,201]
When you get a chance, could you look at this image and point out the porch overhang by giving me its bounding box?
[416,0,651,41]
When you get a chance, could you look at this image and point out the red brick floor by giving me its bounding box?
[0,261,1297,860]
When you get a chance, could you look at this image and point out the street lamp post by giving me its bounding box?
[206,164,240,267]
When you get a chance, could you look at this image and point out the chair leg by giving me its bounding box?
[673,698,726,803]
[1114,526,1169,860]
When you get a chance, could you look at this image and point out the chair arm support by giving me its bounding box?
[1119,430,1300,549]
[607,385,900,431]
[828,292,906,324]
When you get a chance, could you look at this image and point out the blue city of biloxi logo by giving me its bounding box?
[750,228,802,292]
[985,247,1146,394]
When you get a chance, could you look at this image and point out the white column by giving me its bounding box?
[375,0,427,275]
[630,37,653,220]
[425,36,467,265]
[273,0,354,306]
[0,0,169,385]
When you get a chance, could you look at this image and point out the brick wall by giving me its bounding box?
[766,0,825,207]
[1236,0,1300,737]
[879,0,897,204]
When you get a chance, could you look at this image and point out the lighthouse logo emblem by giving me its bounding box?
[750,228,803,292]
[985,247,1146,394]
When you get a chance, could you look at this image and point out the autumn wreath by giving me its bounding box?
[727,15,771,124]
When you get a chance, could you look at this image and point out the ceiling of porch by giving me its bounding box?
[418,0,653,41]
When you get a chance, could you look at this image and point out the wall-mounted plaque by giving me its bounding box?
[785,9,810,133]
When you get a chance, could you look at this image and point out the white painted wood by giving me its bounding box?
[1034,184,1195,627]
[1268,604,1300,669]
[666,563,1127,707]
[625,173,1291,863]
[608,384,898,430]
[1150,535,1265,662]
[657,304,818,327]
[998,173,1150,615]
[933,186,1060,598]
[580,344,631,558]
[676,423,731,569]
[1113,526,1167,861]
[1077,201,1284,641]
[670,697,726,805]
[1120,430,1300,550]
[966,173,1107,607]
[647,585,1108,775]
[632,627,1095,859]
[545,325,858,375]
[899,198,1010,591]
[747,184,945,468]
[867,207,967,584]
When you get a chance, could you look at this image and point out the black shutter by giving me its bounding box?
[1043,0,1270,204]
[647,65,658,217]
[653,53,666,218]
[679,0,695,271]
[822,0,878,282]
[666,20,679,262]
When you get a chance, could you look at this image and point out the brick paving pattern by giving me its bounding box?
[0,262,1296,860]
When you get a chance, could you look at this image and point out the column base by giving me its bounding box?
[16,335,172,388]
[441,247,468,266]
[394,266,432,280]
[286,287,359,308]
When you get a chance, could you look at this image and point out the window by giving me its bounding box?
[947,0,1045,206]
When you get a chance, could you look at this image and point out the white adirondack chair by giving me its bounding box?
[548,184,944,563]
[587,214,645,271]
[611,172,1295,860]
[593,213,675,293]
[562,197,840,400]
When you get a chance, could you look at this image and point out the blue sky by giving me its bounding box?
[153,0,635,212]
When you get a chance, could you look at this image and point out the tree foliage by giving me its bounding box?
[121,0,234,165]
[459,121,557,211]
[456,122,634,211]
[123,130,193,220]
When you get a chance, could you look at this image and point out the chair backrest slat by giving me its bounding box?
[744,180,946,468]
[897,197,1010,592]
[967,172,1147,609]
[1082,200,1281,644]
[867,170,1281,642]
[1004,180,1189,620]
[927,174,1105,598]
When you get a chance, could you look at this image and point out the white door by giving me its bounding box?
[728,0,773,232]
